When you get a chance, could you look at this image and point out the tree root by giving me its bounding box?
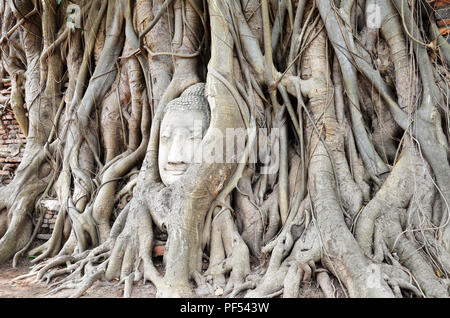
[205,206,251,297]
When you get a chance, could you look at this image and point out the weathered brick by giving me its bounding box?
[7,158,21,163]
[153,245,165,257]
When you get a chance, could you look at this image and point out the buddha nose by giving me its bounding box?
[167,133,186,164]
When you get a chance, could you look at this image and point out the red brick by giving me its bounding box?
[0,110,26,185]
[153,245,165,257]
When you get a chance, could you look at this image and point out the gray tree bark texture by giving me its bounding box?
[0,0,450,298]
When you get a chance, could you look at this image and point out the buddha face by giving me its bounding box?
[158,109,207,186]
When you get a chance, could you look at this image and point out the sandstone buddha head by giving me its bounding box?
[158,83,210,186]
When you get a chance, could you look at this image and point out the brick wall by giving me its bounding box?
[35,200,59,240]
[0,91,26,184]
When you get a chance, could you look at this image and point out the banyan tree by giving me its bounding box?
[0,0,450,298]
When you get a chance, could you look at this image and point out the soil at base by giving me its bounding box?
[0,241,334,298]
